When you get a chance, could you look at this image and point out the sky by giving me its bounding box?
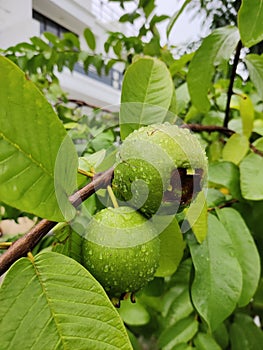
[154,0,210,46]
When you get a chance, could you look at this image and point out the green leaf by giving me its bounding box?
[253,136,263,151]
[30,36,51,51]
[216,208,260,307]
[222,133,249,164]
[206,188,225,208]
[239,95,254,137]
[118,299,150,326]
[169,52,195,77]
[208,161,241,199]
[158,316,198,350]
[194,332,222,350]
[187,26,240,112]
[238,0,263,48]
[84,28,96,51]
[52,224,83,263]
[188,214,242,331]
[176,82,190,115]
[230,313,263,350]
[171,344,193,350]
[240,153,263,200]
[62,32,80,49]
[78,149,106,174]
[154,216,185,277]
[165,288,194,328]
[0,252,132,350]
[120,57,174,139]
[184,191,208,243]
[0,57,77,221]
[43,32,59,45]
[245,54,263,101]
[212,323,229,349]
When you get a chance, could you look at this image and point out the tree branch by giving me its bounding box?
[0,168,114,276]
[182,124,263,157]
[224,40,242,128]
[183,124,235,136]
[58,98,114,114]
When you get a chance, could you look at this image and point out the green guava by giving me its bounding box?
[112,123,207,217]
[82,206,160,298]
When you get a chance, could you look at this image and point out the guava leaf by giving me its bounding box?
[239,95,254,138]
[120,57,174,139]
[194,332,222,350]
[0,252,132,350]
[118,299,150,326]
[164,288,194,328]
[238,0,263,48]
[208,161,241,199]
[245,54,263,101]
[184,191,208,243]
[240,153,263,200]
[188,214,242,331]
[158,316,198,350]
[187,26,240,112]
[154,216,185,277]
[230,314,263,350]
[84,28,96,51]
[52,224,83,263]
[0,57,78,221]
[216,208,260,307]
[222,133,249,165]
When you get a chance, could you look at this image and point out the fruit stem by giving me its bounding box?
[0,242,12,250]
[107,185,119,208]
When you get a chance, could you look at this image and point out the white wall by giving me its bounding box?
[0,0,39,48]
[0,0,122,109]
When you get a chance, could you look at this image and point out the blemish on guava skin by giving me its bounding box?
[163,168,203,206]
[147,129,159,136]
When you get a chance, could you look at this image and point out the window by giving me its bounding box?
[33,10,74,37]
[32,9,122,89]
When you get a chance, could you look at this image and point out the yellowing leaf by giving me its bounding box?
[222,133,249,165]
[185,191,208,243]
[239,95,254,138]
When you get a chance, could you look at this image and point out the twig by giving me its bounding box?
[182,124,263,157]
[208,199,239,212]
[183,124,235,136]
[224,40,243,128]
[249,144,263,157]
[0,168,114,276]
[59,98,114,114]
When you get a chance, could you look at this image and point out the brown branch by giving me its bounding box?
[183,124,235,136]
[0,167,114,276]
[60,98,114,114]
[249,144,263,157]
[182,124,263,157]
[208,199,239,212]
[224,40,243,128]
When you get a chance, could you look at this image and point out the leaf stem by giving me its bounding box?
[223,40,243,128]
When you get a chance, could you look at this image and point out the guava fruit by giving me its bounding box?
[82,206,160,298]
[112,123,207,217]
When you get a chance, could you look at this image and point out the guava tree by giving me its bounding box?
[0,0,263,349]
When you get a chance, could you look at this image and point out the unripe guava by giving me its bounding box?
[82,206,160,298]
[112,123,207,217]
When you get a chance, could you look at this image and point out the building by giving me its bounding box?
[0,0,134,110]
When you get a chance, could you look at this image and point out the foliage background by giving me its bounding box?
[0,0,263,349]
